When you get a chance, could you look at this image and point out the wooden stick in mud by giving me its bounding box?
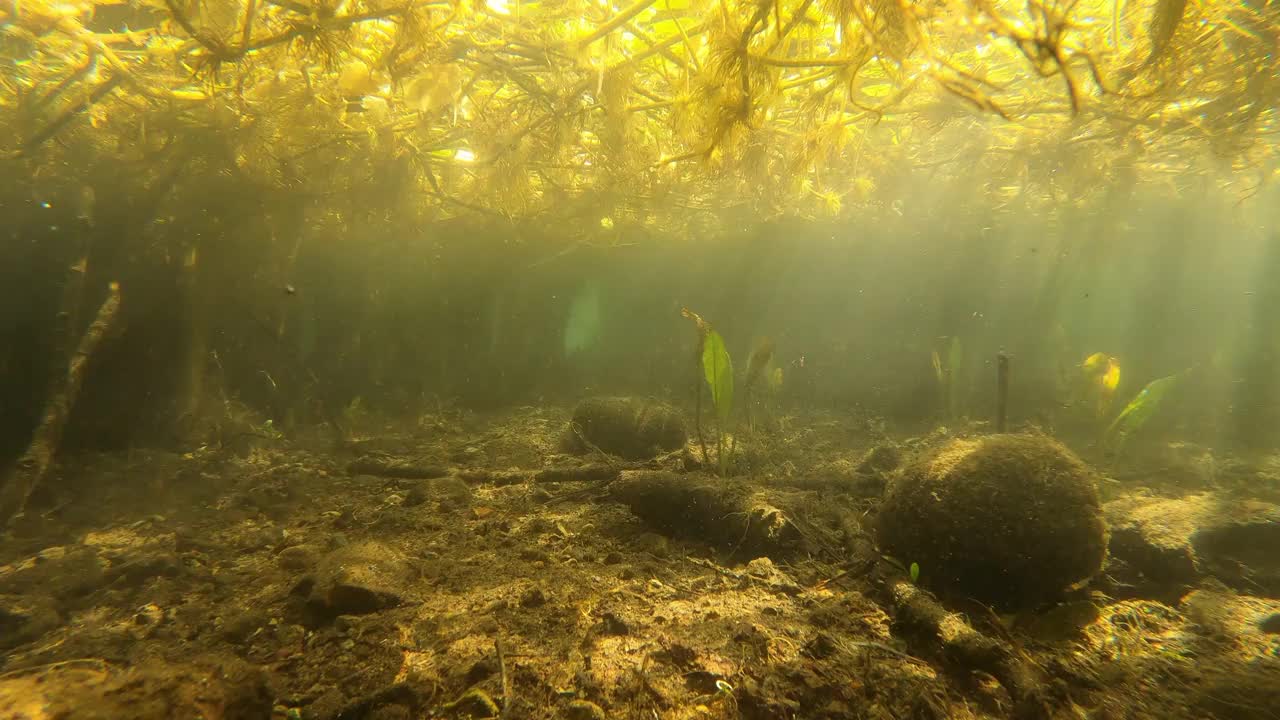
[496,637,512,719]
[876,573,1051,720]
[0,282,123,527]
[996,351,1010,433]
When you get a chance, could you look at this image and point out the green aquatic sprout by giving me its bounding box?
[702,330,735,475]
[702,330,734,424]
[909,562,921,584]
[1104,372,1182,453]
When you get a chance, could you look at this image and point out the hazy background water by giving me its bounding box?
[3,172,1278,460]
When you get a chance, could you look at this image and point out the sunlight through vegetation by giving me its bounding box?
[2,0,1276,231]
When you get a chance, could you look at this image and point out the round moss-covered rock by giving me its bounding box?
[877,433,1108,610]
[566,397,687,459]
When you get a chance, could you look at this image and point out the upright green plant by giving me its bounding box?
[681,308,712,462]
[702,329,735,475]
[1104,372,1183,453]
[682,308,737,476]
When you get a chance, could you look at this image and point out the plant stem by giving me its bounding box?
[996,352,1010,432]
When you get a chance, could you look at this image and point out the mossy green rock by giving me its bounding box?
[877,433,1108,610]
[567,397,686,460]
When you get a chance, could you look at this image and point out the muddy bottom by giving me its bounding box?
[1,407,1279,720]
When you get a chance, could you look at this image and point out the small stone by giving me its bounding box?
[1259,613,1280,634]
[598,611,629,636]
[744,556,803,594]
[856,444,901,474]
[519,548,551,563]
[130,602,166,640]
[564,700,607,720]
[403,484,430,507]
[277,545,321,571]
[603,552,623,565]
[276,623,307,647]
[634,533,670,559]
[804,633,838,659]
[0,594,61,651]
[309,541,413,619]
[435,477,473,511]
[221,608,269,644]
[464,658,498,685]
[105,551,181,588]
[133,603,164,627]
[519,587,548,608]
[240,524,286,551]
[0,546,106,599]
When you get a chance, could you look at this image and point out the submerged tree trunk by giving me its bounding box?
[0,282,124,527]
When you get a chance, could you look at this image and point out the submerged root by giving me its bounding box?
[872,568,1055,720]
[609,471,807,558]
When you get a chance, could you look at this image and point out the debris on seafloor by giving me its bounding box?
[347,456,451,479]
[609,470,807,558]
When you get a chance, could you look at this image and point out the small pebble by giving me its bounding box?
[134,603,163,625]
[598,611,629,636]
[519,548,551,563]
[276,545,320,571]
[1259,613,1280,634]
[403,484,430,507]
[220,608,268,644]
[519,587,548,608]
[634,533,669,558]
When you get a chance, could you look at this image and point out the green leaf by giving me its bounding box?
[702,330,734,424]
[1105,373,1181,452]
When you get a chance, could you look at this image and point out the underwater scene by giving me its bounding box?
[2,0,1280,718]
